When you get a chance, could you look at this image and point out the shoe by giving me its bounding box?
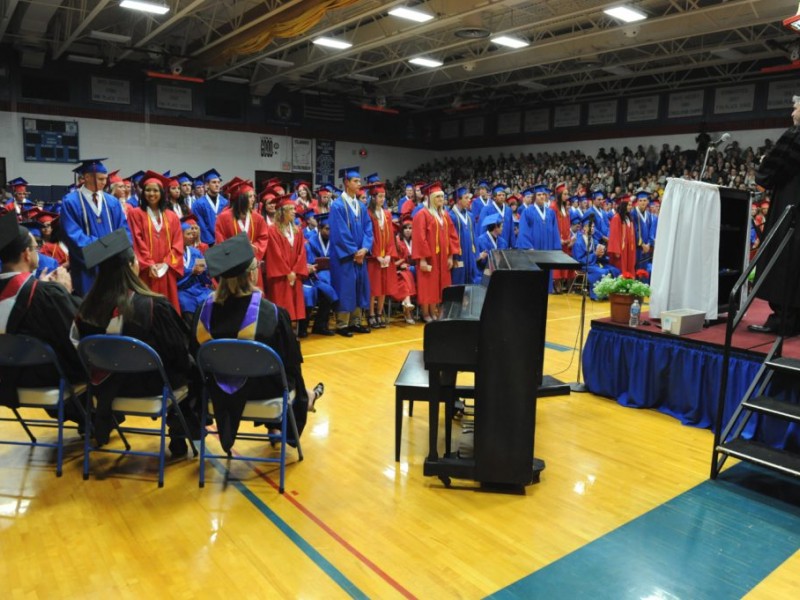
[336,328,354,337]
[380,315,389,327]
[747,323,777,334]
[350,324,371,334]
[313,328,336,336]
[168,438,188,458]
[310,382,325,412]
[423,316,433,323]
[402,301,415,310]
[368,315,378,328]
[374,315,386,329]
[404,317,415,325]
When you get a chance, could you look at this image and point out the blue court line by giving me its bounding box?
[209,459,369,600]
[544,341,572,352]
[488,463,800,600]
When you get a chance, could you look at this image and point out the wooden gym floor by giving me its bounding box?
[1,294,799,599]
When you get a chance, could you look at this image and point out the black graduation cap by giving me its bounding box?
[205,233,254,278]
[0,212,27,253]
[82,229,131,270]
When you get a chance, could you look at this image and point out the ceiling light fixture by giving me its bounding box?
[67,54,104,65]
[313,37,352,50]
[602,65,633,75]
[603,6,647,23]
[348,73,380,82]
[219,75,250,84]
[492,35,529,49]
[89,30,132,44]
[120,0,169,15]
[518,81,547,91]
[409,57,442,68]
[260,57,295,67]
[388,7,434,23]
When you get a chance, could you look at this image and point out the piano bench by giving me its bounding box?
[393,350,474,462]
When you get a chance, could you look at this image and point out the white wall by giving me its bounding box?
[334,140,436,183]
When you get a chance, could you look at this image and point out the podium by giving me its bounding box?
[650,179,750,319]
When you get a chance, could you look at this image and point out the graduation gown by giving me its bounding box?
[478,201,515,248]
[572,233,619,300]
[328,194,373,312]
[73,293,192,444]
[367,208,398,297]
[191,293,308,451]
[554,205,574,281]
[60,188,130,296]
[393,236,416,300]
[266,225,309,321]
[192,194,229,245]
[305,238,338,303]
[41,241,69,266]
[476,231,508,271]
[177,246,214,316]
[632,207,655,269]
[607,214,637,275]
[449,206,480,285]
[0,273,83,407]
[412,208,459,305]
[516,203,561,251]
[215,209,269,292]
[127,207,184,313]
[470,197,491,236]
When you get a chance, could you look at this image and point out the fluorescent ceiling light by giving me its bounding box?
[519,81,547,91]
[67,54,104,65]
[89,30,132,44]
[409,57,442,68]
[219,75,250,84]
[348,73,379,82]
[313,37,352,50]
[603,6,647,23]
[120,0,169,14]
[712,48,744,59]
[260,57,295,67]
[603,65,633,75]
[492,36,529,49]
[388,7,434,23]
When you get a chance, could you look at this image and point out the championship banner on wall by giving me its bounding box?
[315,139,335,185]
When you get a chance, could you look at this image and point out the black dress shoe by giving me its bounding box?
[747,323,777,334]
[336,328,354,337]
[313,328,336,336]
[350,324,371,334]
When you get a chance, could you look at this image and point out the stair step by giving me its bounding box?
[742,395,800,422]
[765,356,800,375]
[717,438,800,478]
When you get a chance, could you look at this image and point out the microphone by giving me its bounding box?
[710,132,731,147]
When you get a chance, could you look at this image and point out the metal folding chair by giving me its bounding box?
[0,334,86,476]
[77,334,197,488]
[196,339,303,492]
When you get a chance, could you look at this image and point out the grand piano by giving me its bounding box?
[422,248,578,488]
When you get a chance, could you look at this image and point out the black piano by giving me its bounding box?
[422,249,578,489]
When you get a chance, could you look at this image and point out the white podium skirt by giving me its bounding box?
[650,178,721,319]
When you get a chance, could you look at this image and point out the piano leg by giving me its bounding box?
[426,369,441,462]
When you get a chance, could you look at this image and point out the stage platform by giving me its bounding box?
[582,299,800,449]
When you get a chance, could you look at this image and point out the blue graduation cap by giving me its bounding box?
[193,178,205,188]
[635,190,650,200]
[570,215,582,225]
[476,180,490,190]
[338,166,360,180]
[480,213,503,230]
[127,170,145,183]
[492,184,507,195]
[175,172,193,184]
[522,187,535,197]
[316,212,331,227]
[162,170,171,178]
[533,184,549,195]
[592,190,605,199]
[201,168,222,183]
[578,194,588,202]
[455,187,471,199]
[8,177,29,190]
[364,172,380,184]
[581,212,596,226]
[74,158,109,175]
[404,182,415,190]
[21,221,42,239]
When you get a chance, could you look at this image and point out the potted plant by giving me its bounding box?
[593,271,651,323]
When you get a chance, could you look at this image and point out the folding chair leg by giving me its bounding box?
[113,414,131,450]
[288,410,303,462]
[56,383,66,477]
[170,400,198,458]
[199,396,208,488]
[11,407,37,443]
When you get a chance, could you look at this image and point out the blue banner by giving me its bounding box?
[315,139,335,186]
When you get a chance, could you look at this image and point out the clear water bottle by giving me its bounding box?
[629,299,640,327]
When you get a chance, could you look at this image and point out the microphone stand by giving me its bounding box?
[569,221,594,393]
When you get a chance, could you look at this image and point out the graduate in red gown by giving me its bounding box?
[266,195,309,323]
[393,216,417,324]
[127,171,184,312]
[412,182,460,322]
[553,183,575,292]
[365,181,397,328]
[607,195,637,275]
[37,213,69,266]
[215,178,269,292]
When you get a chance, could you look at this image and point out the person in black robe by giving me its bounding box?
[191,233,323,452]
[749,96,800,335]
[0,213,83,420]
[72,229,198,455]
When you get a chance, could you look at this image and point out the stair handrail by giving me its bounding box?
[711,203,797,478]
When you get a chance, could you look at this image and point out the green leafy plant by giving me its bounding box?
[593,271,651,300]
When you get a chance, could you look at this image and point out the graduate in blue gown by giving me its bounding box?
[470,180,492,236]
[449,187,480,285]
[60,158,130,296]
[572,214,620,300]
[631,190,656,273]
[304,213,338,335]
[176,220,213,318]
[590,190,610,245]
[478,184,516,248]
[191,168,229,246]
[397,183,415,213]
[329,166,373,336]
[516,185,561,251]
[476,213,507,271]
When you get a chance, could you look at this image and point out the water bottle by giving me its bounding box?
[629,299,640,327]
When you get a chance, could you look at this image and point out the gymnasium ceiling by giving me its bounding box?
[2,0,799,113]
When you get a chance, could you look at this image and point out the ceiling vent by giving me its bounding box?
[455,27,491,39]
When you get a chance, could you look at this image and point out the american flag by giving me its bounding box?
[303,93,345,121]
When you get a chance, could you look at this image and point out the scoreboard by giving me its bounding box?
[23,118,80,163]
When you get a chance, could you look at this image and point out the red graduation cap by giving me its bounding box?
[276,193,296,209]
[422,182,444,197]
[141,170,171,189]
